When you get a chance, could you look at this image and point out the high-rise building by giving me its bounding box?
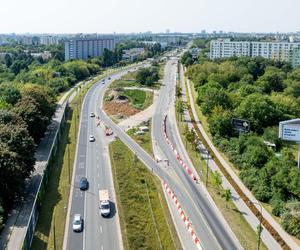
[210,39,251,58]
[290,47,300,68]
[64,37,116,61]
[210,39,300,67]
[40,35,60,45]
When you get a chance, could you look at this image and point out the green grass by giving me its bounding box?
[188,80,210,134]
[121,89,154,110]
[109,139,182,250]
[127,121,153,157]
[122,89,146,109]
[30,85,91,250]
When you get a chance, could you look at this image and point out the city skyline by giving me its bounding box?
[1,0,299,34]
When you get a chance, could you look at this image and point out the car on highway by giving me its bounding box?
[89,135,95,142]
[72,214,83,232]
[79,177,89,190]
[90,112,95,117]
[108,77,111,80]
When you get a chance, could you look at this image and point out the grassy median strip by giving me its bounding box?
[127,122,153,157]
[109,139,182,250]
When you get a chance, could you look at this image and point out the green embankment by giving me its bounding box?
[109,139,182,250]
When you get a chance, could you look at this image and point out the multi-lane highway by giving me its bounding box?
[152,59,242,250]
[64,57,242,250]
[95,59,242,249]
[64,66,145,250]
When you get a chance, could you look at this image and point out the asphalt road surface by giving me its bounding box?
[65,65,144,250]
[152,59,241,250]
[97,59,241,250]
[66,59,241,250]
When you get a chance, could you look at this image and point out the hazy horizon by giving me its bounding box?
[1,0,299,34]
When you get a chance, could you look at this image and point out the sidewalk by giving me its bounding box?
[184,66,299,250]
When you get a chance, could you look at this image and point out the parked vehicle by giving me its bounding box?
[99,189,110,216]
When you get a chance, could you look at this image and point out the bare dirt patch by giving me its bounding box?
[104,100,139,119]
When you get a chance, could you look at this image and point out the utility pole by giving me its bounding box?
[68,143,71,184]
[74,102,77,139]
[248,200,263,250]
[53,210,56,250]
[206,151,209,187]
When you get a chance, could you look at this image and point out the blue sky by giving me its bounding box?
[1,0,299,33]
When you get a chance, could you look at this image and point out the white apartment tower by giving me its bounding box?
[64,37,116,61]
[210,39,300,67]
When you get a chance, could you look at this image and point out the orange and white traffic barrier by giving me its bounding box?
[163,182,203,250]
[163,115,198,182]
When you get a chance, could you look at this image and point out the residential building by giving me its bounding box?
[30,51,52,60]
[64,37,116,60]
[122,48,145,61]
[210,39,251,58]
[40,35,60,45]
[210,39,300,67]
[290,47,300,68]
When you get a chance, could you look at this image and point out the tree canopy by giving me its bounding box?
[186,53,300,238]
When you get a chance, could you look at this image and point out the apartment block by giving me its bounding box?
[210,39,300,67]
[40,35,60,45]
[210,39,251,58]
[290,47,300,68]
[64,37,116,61]
[122,48,145,61]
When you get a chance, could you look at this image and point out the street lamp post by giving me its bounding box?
[248,200,263,250]
[205,151,209,187]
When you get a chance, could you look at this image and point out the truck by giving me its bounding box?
[99,189,110,216]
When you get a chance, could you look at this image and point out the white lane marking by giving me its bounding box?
[100,225,103,234]
[97,173,100,177]
[101,245,103,250]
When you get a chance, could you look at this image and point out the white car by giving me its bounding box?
[90,112,95,117]
[89,135,95,142]
[72,214,83,232]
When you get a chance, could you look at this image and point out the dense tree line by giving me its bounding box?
[0,45,101,231]
[136,65,159,86]
[186,56,300,238]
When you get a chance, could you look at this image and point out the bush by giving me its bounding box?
[281,201,300,238]
[136,66,159,86]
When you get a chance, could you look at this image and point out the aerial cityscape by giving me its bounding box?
[0,1,299,250]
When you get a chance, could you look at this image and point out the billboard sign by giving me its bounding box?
[232,118,250,133]
[279,119,300,168]
[279,123,300,142]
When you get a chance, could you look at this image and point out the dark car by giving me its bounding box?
[80,177,89,190]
